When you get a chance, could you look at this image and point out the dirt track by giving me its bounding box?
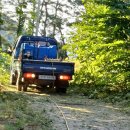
[0,85,130,130]
[27,91,130,130]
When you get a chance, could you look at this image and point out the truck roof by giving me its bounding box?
[17,35,57,46]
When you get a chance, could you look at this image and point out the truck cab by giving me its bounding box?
[10,35,74,93]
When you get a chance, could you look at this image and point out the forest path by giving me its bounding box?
[1,86,130,130]
[25,89,130,130]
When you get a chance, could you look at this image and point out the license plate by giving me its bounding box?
[39,75,56,80]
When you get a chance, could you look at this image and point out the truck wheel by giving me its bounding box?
[61,88,67,93]
[23,84,28,92]
[55,81,69,93]
[56,87,60,93]
[10,74,16,85]
[36,85,46,91]
[56,87,67,93]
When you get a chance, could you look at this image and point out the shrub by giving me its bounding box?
[0,49,11,87]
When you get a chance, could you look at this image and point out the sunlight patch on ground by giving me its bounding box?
[88,125,106,130]
[26,91,49,97]
[0,125,5,130]
[104,105,120,110]
[1,85,15,91]
[66,116,79,121]
[59,106,93,113]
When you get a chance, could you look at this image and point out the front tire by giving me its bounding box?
[23,84,28,92]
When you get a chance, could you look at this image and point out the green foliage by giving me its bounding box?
[16,1,27,36]
[25,0,37,35]
[0,35,9,47]
[66,0,130,99]
[0,49,11,86]
[0,12,17,48]
[0,12,4,25]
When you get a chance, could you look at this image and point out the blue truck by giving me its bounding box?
[10,35,74,93]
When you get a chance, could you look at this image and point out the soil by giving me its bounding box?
[26,91,130,130]
[1,86,130,130]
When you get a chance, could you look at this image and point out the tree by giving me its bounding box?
[36,0,81,58]
[16,0,28,36]
[1,0,84,50]
[26,0,37,35]
[65,0,130,97]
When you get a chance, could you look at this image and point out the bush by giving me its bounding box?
[0,49,11,87]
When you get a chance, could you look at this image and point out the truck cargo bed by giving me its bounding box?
[22,59,74,75]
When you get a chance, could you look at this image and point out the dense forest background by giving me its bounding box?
[0,0,130,100]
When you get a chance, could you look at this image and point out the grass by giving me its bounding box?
[0,91,52,130]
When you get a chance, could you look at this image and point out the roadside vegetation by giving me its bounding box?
[0,49,11,88]
[64,0,130,102]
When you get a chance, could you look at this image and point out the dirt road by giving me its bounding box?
[0,85,130,130]
[26,91,130,130]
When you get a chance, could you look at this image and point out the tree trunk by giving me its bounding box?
[52,0,58,37]
[58,27,65,45]
[42,2,48,36]
[35,0,41,36]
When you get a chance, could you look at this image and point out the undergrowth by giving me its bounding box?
[0,50,11,88]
